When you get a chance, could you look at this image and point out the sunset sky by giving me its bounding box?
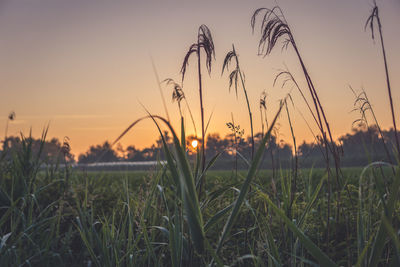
[1,0,399,157]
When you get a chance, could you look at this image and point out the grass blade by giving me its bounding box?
[257,190,337,267]
[216,102,283,254]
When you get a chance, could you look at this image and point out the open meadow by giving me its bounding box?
[1,1,400,266]
[0,153,398,266]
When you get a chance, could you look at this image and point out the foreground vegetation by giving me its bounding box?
[1,2,400,266]
[0,136,398,266]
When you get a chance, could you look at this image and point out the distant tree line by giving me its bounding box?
[1,135,74,164]
[1,126,398,168]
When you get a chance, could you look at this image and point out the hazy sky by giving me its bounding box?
[1,0,399,156]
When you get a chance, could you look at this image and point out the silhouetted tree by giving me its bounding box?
[125,145,145,161]
[78,141,118,163]
[2,135,75,163]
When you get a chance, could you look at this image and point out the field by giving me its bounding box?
[0,150,398,266]
[1,2,400,267]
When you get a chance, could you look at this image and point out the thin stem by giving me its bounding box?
[231,113,238,177]
[178,102,183,118]
[285,101,297,210]
[351,87,394,171]
[184,98,198,137]
[260,107,264,139]
[232,44,255,159]
[197,33,206,194]
[151,57,170,122]
[290,41,333,243]
[376,11,400,161]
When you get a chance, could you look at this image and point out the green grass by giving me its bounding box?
[1,148,398,266]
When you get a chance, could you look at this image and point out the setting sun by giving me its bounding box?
[191,140,198,148]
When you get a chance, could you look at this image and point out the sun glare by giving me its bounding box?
[191,140,198,148]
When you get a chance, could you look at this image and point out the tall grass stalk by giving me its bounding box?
[222,44,255,158]
[164,78,198,138]
[350,86,394,168]
[151,57,170,122]
[365,1,400,161]
[251,6,345,244]
[181,25,215,196]
[260,91,277,186]
[284,97,298,210]
[181,25,215,164]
